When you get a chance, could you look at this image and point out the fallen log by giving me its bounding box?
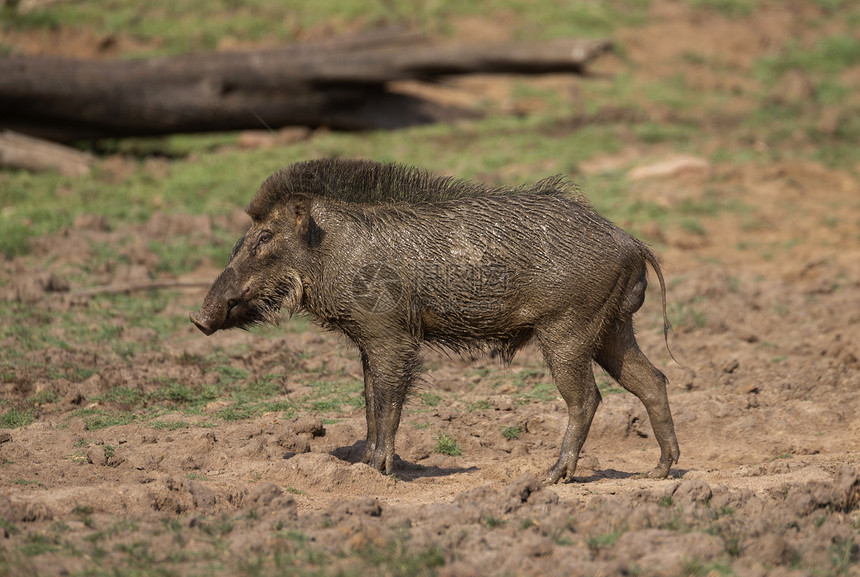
[0,34,612,141]
[0,130,94,175]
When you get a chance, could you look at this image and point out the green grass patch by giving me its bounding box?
[13,479,47,489]
[95,386,145,407]
[586,529,625,552]
[516,374,558,404]
[81,410,138,431]
[419,392,442,408]
[299,380,364,415]
[501,425,522,440]
[482,515,505,529]
[756,36,860,81]
[213,364,250,385]
[829,537,860,575]
[356,535,445,576]
[681,558,736,577]
[0,408,34,429]
[597,377,625,396]
[92,379,221,415]
[61,369,356,429]
[633,121,698,144]
[0,220,35,260]
[745,33,860,168]
[216,405,255,421]
[434,432,462,456]
[2,0,651,59]
[668,300,708,332]
[466,399,492,412]
[0,518,19,536]
[19,533,60,557]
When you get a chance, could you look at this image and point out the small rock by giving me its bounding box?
[629,155,711,181]
[86,446,107,467]
[722,359,740,374]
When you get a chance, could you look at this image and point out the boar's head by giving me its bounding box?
[190,193,313,336]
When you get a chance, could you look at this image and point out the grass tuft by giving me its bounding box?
[434,433,462,456]
[0,409,34,429]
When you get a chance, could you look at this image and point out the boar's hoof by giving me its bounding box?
[365,449,394,475]
[543,460,577,485]
[360,440,376,465]
[642,461,673,479]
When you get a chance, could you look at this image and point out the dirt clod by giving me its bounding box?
[287,415,325,438]
[672,478,712,505]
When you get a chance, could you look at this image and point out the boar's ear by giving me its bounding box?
[291,194,311,238]
[289,194,323,247]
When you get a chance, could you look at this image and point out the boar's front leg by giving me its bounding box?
[358,350,379,465]
[358,340,421,474]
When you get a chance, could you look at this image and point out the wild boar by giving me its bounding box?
[191,158,679,483]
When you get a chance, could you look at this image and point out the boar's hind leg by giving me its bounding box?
[595,320,680,478]
[358,342,420,475]
[537,331,601,484]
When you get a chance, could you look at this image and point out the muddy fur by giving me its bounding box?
[192,158,680,483]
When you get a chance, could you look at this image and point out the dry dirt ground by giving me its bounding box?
[2,4,860,577]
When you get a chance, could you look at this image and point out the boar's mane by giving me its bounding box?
[246,158,583,220]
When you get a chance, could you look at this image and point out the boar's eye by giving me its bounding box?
[251,231,273,255]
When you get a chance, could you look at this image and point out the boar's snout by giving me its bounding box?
[189,310,218,336]
[190,268,242,336]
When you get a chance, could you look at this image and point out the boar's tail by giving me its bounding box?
[643,247,678,364]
